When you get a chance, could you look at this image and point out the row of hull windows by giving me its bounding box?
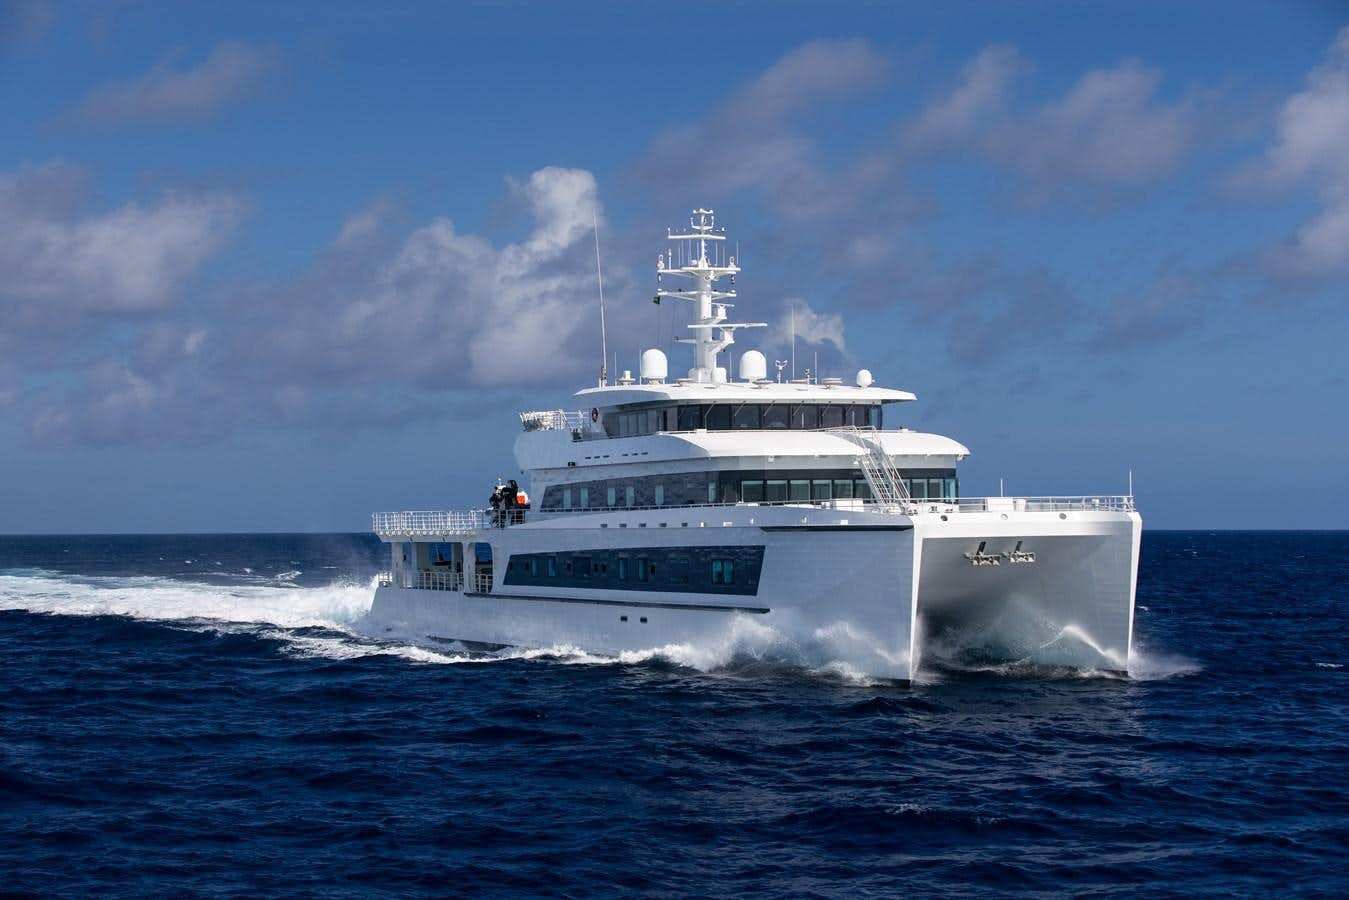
[502,546,765,596]
[607,404,882,438]
[540,469,958,511]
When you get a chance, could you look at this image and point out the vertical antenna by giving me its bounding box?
[1128,468,1134,497]
[790,304,796,380]
[593,211,608,387]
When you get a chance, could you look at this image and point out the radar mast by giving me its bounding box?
[656,208,765,383]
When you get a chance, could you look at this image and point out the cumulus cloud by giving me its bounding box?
[15,166,620,446]
[1257,27,1349,276]
[982,60,1203,198]
[263,166,606,387]
[634,38,888,216]
[0,160,242,330]
[63,40,282,128]
[903,44,1028,153]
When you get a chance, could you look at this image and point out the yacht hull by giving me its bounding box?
[365,505,1141,682]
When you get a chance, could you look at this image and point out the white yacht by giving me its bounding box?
[367,209,1141,682]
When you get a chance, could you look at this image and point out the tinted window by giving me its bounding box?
[741,480,764,502]
[705,405,731,430]
[790,480,811,501]
[669,556,690,584]
[762,405,789,429]
[732,404,760,429]
[819,406,844,428]
[794,405,818,429]
[765,480,788,502]
[678,405,702,430]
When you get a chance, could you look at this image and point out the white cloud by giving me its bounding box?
[0,160,242,323]
[253,166,610,389]
[1259,27,1349,275]
[985,60,1199,191]
[65,40,282,128]
[635,39,888,216]
[905,44,1027,152]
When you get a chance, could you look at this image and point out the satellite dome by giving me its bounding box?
[856,368,874,388]
[640,348,668,382]
[739,350,768,382]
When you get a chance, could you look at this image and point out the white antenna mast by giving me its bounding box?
[655,208,765,383]
[593,211,608,387]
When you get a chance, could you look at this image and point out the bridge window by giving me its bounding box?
[765,479,788,502]
[732,404,760,429]
[834,479,853,499]
[762,405,789,429]
[793,405,818,429]
[790,479,811,502]
[705,405,731,430]
[678,405,702,430]
[819,406,844,428]
[812,479,832,500]
[741,480,764,502]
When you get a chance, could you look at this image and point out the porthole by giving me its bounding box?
[1059,513,1067,519]
[640,617,648,624]
[620,615,628,622]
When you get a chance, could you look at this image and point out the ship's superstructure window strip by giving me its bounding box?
[540,469,957,511]
[605,403,882,437]
[502,545,765,596]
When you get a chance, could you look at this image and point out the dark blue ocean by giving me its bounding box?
[1,531,1346,896]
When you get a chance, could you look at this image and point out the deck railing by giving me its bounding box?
[410,569,464,591]
[373,496,1135,535]
[519,409,591,431]
[372,509,490,536]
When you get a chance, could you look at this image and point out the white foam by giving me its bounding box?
[0,568,373,630]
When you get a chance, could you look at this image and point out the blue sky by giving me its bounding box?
[1,0,1346,532]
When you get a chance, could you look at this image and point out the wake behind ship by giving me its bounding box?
[366,209,1141,682]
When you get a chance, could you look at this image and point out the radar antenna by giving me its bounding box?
[655,208,765,383]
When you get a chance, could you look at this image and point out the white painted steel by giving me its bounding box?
[367,208,1143,681]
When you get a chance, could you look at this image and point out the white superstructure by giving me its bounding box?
[366,209,1142,682]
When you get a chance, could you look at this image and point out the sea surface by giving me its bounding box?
[1,531,1346,897]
